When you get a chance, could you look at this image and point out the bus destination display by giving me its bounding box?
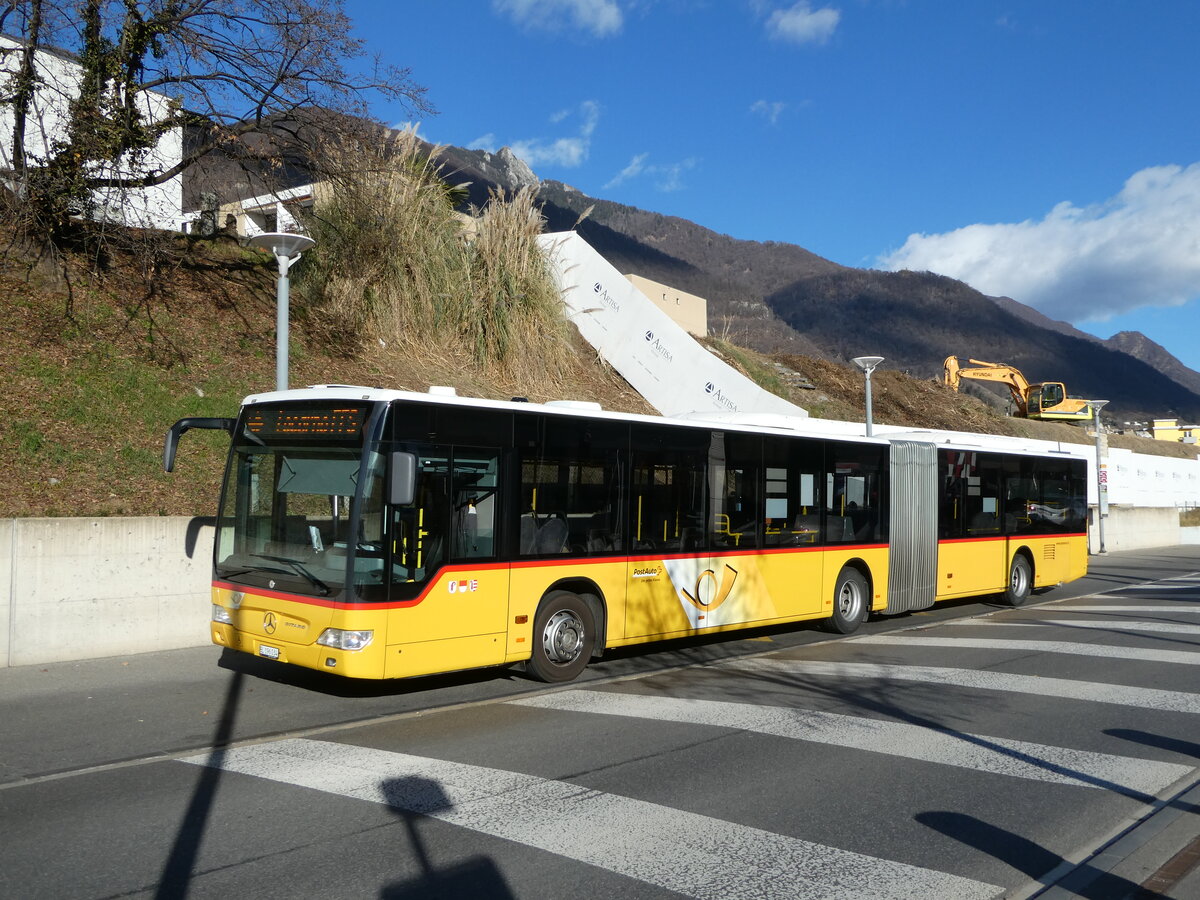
[246,405,368,439]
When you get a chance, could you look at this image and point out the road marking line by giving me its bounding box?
[722,658,1200,714]
[854,635,1200,665]
[512,691,1189,797]
[181,738,1002,900]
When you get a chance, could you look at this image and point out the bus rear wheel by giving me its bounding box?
[1004,554,1033,607]
[821,568,869,634]
[527,591,594,683]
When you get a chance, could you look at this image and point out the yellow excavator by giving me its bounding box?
[943,356,1094,422]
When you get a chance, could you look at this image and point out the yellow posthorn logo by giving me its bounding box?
[681,564,739,611]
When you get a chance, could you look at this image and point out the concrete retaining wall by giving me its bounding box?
[1,517,214,668]
[1090,506,1180,554]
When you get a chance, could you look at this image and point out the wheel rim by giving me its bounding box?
[837,579,863,619]
[542,609,585,664]
[1011,562,1029,596]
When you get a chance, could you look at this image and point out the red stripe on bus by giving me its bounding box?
[212,541,892,611]
[939,532,1086,545]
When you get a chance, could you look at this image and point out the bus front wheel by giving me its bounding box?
[527,591,594,683]
[1004,555,1033,607]
[822,568,869,634]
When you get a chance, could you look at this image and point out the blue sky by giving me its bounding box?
[344,0,1200,371]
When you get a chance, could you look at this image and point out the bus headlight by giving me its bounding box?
[316,628,374,651]
[212,604,234,625]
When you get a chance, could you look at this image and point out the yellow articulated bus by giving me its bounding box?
[163,386,1088,683]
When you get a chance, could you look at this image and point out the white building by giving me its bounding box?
[0,33,183,230]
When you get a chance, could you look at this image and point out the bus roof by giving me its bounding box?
[240,384,1088,461]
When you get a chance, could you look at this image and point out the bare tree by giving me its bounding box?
[0,0,428,242]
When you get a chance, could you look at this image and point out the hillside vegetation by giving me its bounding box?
[2,179,1192,519]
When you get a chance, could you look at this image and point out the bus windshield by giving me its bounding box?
[214,442,387,598]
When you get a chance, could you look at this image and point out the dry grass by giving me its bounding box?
[0,175,648,518]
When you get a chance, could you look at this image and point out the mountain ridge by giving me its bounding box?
[449,144,1200,421]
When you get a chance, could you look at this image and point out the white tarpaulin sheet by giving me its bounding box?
[538,231,808,419]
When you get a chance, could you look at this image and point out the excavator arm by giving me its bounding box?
[943,356,1031,417]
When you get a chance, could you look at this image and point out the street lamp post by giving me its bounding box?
[248,231,316,391]
[1089,400,1110,554]
[851,356,885,437]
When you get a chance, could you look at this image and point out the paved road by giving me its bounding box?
[2,546,1199,898]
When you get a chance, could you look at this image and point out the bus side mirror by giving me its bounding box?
[163,417,236,472]
[390,452,417,506]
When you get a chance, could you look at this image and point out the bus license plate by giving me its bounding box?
[258,644,280,660]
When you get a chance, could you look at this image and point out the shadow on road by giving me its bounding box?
[154,670,245,899]
[378,776,515,900]
[915,810,1144,899]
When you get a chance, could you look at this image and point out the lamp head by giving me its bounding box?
[851,355,885,374]
[248,231,315,259]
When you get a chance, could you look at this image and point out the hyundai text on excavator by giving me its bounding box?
[943,356,1094,422]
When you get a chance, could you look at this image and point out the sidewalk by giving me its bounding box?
[1031,779,1200,899]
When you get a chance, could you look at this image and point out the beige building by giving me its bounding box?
[213,179,478,240]
[214,182,331,237]
[1151,418,1198,443]
[625,274,709,337]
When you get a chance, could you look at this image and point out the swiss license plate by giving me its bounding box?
[258,644,280,660]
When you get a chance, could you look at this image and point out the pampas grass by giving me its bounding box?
[297,133,574,391]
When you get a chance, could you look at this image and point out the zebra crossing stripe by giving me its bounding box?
[853,635,1200,665]
[1116,584,1199,591]
[1003,619,1200,635]
[181,738,1002,900]
[1051,606,1200,613]
[722,658,1200,714]
[511,691,1190,797]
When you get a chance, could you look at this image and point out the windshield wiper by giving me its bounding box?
[251,554,332,596]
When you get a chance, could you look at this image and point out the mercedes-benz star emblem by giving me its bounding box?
[263,612,277,634]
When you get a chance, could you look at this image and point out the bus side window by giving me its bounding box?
[391,450,450,582]
[825,443,886,544]
[762,435,822,547]
[631,423,707,551]
[517,415,627,556]
[709,432,760,550]
[450,450,499,559]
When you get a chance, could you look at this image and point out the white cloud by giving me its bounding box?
[605,153,697,192]
[493,0,623,37]
[605,152,649,188]
[510,100,601,168]
[468,133,498,152]
[766,3,840,45]
[750,99,787,125]
[879,163,1200,323]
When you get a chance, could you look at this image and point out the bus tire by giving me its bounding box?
[1004,554,1033,607]
[821,568,869,634]
[527,591,594,683]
